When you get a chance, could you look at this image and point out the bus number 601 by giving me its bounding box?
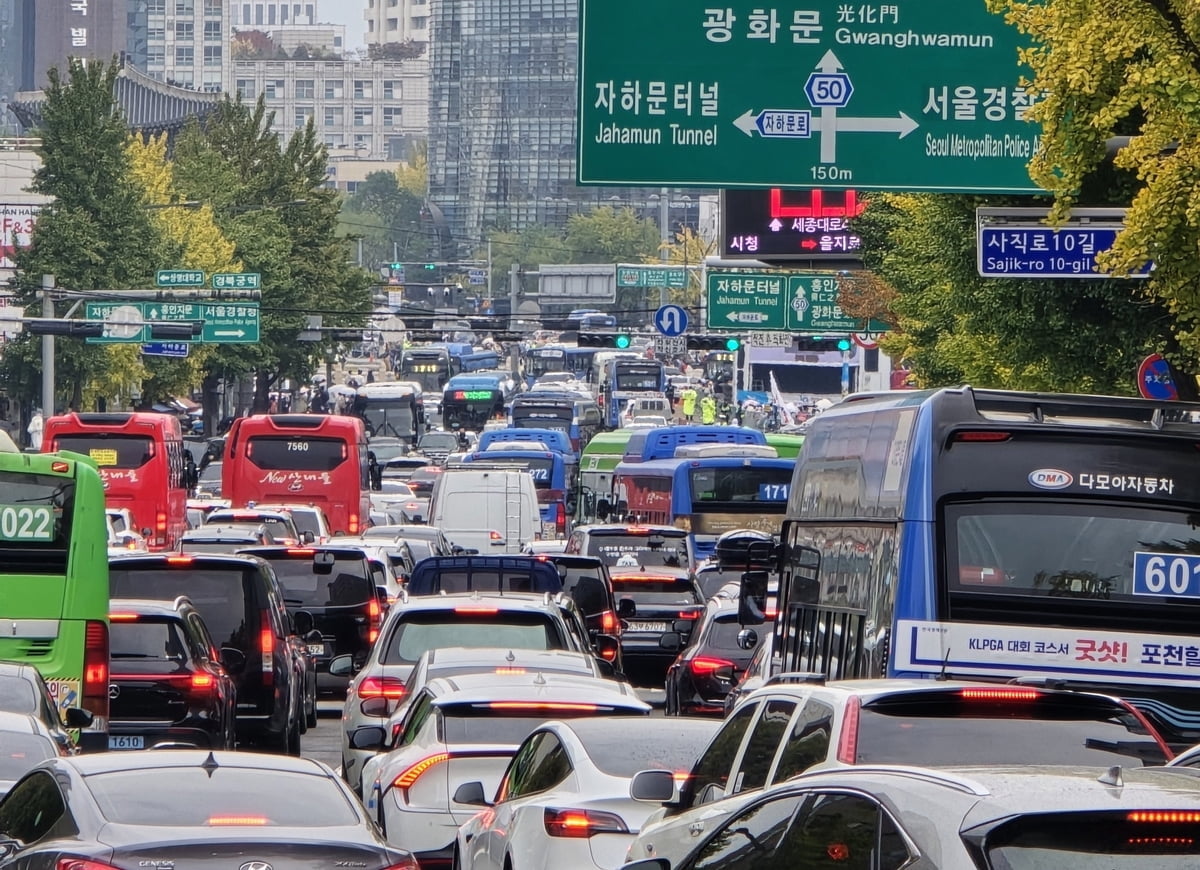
[1143,555,1200,595]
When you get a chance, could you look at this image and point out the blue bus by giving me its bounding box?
[622,425,767,463]
[509,391,603,456]
[441,372,514,431]
[611,445,794,560]
[456,349,501,373]
[462,446,578,539]
[600,358,667,429]
[479,427,573,456]
[753,386,1200,750]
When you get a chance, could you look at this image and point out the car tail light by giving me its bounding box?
[952,430,1011,442]
[207,815,269,826]
[156,511,167,546]
[959,687,1039,702]
[677,609,701,620]
[83,620,109,725]
[489,530,504,541]
[260,614,274,687]
[108,612,140,621]
[368,597,382,644]
[191,672,215,690]
[835,695,860,764]
[288,548,316,556]
[358,676,407,700]
[488,702,599,712]
[166,555,194,565]
[380,860,420,870]
[556,502,566,536]
[600,610,619,634]
[393,752,450,790]
[543,808,629,838]
[59,859,123,870]
[1119,700,1175,761]
[689,656,734,678]
[1128,812,1200,823]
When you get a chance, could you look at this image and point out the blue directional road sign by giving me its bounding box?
[140,342,190,359]
[804,72,853,108]
[654,304,689,337]
[978,226,1153,279]
[468,269,487,285]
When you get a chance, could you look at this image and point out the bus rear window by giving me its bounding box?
[246,436,347,471]
[382,613,561,664]
[615,368,662,390]
[691,467,792,504]
[54,435,153,469]
[473,457,554,487]
[0,472,74,573]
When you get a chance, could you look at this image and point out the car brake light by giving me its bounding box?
[166,555,194,565]
[959,687,1040,702]
[556,502,566,536]
[108,612,140,621]
[191,673,215,689]
[953,430,1012,442]
[368,597,382,644]
[1128,812,1200,823]
[288,548,316,556]
[260,615,274,687]
[51,460,70,473]
[835,695,860,764]
[358,676,407,700]
[690,656,733,676]
[489,530,504,541]
[58,859,123,870]
[207,815,269,826]
[393,752,450,790]
[624,526,649,534]
[488,702,599,711]
[543,807,628,838]
[600,610,618,633]
[83,620,109,725]
[495,666,526,675]
[678,610,701,619]
[455,606,499,614]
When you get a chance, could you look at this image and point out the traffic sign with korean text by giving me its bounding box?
[156,269,205,288]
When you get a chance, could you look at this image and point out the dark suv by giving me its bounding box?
[107,597,237,750]
[239,546,381,697]
[108,552,306,754]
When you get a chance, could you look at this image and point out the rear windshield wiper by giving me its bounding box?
[1084,736,1168,762]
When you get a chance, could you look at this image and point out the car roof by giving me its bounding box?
[182,523,268,538]
[556,715,718,746]
[109,552,266,568]
[392,592,568,615]
[0,661,40,679]
[0,710,51,736]
[57,749,332,777]
[423,671,649,710]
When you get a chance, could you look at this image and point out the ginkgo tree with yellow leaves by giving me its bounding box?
[989,0,1200,372]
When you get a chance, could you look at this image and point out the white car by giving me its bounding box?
[354,671,650,868]
[455,717,719,870]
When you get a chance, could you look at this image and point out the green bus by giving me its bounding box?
[576,429,633,524]
[765,432,805,459]
[0,442,110,751]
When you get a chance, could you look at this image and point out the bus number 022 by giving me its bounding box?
[1143,555,1200,595]
[0,505,53,541]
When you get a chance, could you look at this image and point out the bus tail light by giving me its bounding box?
[348,513,360,535]
[368,597,382,643]
[544,808,629,838]
[155,511,167,546]
[835,695,860,763]
[555,502,566,536]
[259,614,274,686]
[83,620,109,725]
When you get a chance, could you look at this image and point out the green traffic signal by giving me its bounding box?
[725,337,740,352]
[423,263,437,270]
[615,334,632,349]
[389,262,402,270]
[837,338,852,352]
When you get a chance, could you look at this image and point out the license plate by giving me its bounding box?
[307,643,326,657]
[630,621,669,633]
[108,735,144,750]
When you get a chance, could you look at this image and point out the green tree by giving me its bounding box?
[990,0,1200,373]
[480,225,570,301]
[172,97,371,413]
[564,206,660,316]
[4,57,170,412]
[338,170,432,268]
[855,193,1168,393]
[652,226,713,309]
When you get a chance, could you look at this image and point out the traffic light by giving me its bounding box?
[578,332,635,348]
[422,263,437,270]
[615,333,632,349]
[792,335,851,352]
[389,262,402,271]
[24,320,103,337]
[724,337,741,352]
[686,334,741,351]
[837,338,852,352]
[148,322,203,339]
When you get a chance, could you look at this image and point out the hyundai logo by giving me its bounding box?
[108,684,120,699]
[239,862,273,870]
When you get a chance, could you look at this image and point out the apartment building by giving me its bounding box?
[231,1,315,27]
[364,0,429,46]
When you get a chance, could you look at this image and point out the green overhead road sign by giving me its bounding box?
[578,0,1041,192]
[211,272,261,289]
[84,301,260,344]
[706,271,888,332]
[616,265,688,288]
[156,269,206,287]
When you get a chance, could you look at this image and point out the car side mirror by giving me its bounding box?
[293,610,315,636]
[349,725,388,751]
[593,633,620,662]
[359,697,390,718]
[329,654,356,677]
[659,631,682,652]
[301,530,316,544]
[64,706,93,728]
[629,769,676,802]
[219,647,247,674]
[617,598,637,619]
[737,628,759,650]
[737,571,769,627]
[453,781,490,806]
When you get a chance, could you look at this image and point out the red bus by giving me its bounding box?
[222,414,371,536]
[42,411,190,550]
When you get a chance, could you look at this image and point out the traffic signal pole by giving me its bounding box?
[41,274,54,416]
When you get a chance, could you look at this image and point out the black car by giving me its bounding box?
[0,661,89,755]
[107,597,237,750]
[239,546,381,698]
[665,594,759,716]
[0,752,416,870]
[539,554,624,670]
[609,569,705,684]
[108,553,306,754]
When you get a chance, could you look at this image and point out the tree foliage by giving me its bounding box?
[855,193,1169,393]
[990,0,1200,369]
[339,170,432,267]
[4,57,169,411]
[653,227,713,309]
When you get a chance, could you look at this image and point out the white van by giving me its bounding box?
[427,467,540,554]
[621,394,672,427]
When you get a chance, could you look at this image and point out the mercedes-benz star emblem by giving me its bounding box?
[108,684,120,700]
[239,862,272,870]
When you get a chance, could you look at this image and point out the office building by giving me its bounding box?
[126,0,230,93]
[232,56,427,159]
[2,0,125,93]
[364,0,429,46]
[232,1,314,27]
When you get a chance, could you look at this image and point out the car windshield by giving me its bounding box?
[420,433,460,451]
[86,768,359,826]
[985,810,1200,867]
[0,734,56,780]
[0,676,38,714]
[440,705,633,744]
[109,565,251,651]
[853,691,1169,767]
[381,612,561,664]
[265,557,373,607]
[611,575,701,605]
[110,619,193,663]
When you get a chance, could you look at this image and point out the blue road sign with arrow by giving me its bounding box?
[654,304,689,337]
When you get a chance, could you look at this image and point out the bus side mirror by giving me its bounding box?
[595,499,611,521]
[184,456,199,490]
[737,571,769,626]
